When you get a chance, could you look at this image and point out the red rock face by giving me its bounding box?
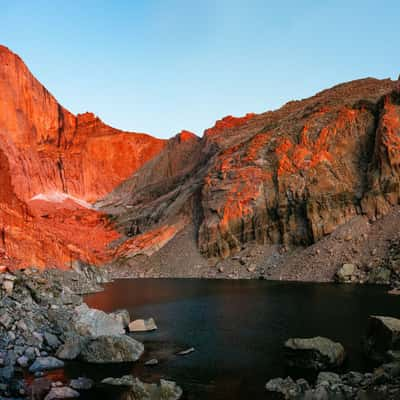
[0,45,165,269]
[104,78,400,260]
[2,44,400,268]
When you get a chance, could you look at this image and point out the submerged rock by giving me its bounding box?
[129,318,157,332]
[284,336,346,370]
[177,347,195,356]
[102,376,182,400]
[69,377,93,390]
[365,315,400,362]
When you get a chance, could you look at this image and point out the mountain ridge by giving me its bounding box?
[0,44,399,275]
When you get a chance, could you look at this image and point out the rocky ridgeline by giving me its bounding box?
[0,266,182,400]
[266,316,400,399]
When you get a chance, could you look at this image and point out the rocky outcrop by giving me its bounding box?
[365,315,400,362]
[0,45,165,269]
[104,77,400,262]
[284,337,346,371]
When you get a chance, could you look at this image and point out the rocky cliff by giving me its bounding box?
[0,45,165,269]
[1,44,400,270]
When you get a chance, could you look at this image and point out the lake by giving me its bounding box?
[66,279,400,399]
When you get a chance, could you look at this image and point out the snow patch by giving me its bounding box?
[30,192,93,209]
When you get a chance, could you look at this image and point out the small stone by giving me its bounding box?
[17,355,29,368]
[2,280,14,295]
[129,318,157,332]
[177,347,195,356]
[69,377,93,390]
[44,332,61,349]
[247,264,256,273]
[144,358,159,366]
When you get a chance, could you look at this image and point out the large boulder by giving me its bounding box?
[365,315,400,362]
[80,335,144,363]
[71,304,125,337]
[284,337,346,371]
[102,376,182,400]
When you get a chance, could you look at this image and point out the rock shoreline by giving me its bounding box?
[0,265,181,400]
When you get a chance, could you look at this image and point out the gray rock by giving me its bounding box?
[44,386,80,400]
[365,315,400,362]
[0,365,14,382]
[44,332,61,350]
[316,372,341,386]
[265,377,301,398]
[72,304,125,337]
[0,311,12,329]
[336,263,357,283]
[110,309,130,329]
[16,356,29,368]
[80,335,144,363]
[102,376,182,400]
[56,336,85,360]
[69,377,93,390]
[128,318,157,332]
[29,357,64,373]
[368,267,392,284]
[284,337,346,371]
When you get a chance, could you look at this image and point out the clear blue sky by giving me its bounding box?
[2,0,399,138]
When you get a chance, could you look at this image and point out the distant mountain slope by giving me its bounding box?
[102,77,400,262]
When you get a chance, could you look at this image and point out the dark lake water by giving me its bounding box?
[67,279,400,399]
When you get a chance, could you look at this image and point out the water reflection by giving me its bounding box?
[81,279,400,400]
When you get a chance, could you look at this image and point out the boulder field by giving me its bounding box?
[1,44,400,277]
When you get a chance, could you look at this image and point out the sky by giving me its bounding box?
[1,0,399,138]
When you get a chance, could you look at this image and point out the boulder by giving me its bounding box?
[43,332,61,350]
[69,377,93,390]
[102,376,182,400]
[56,336,85,360]
[284,337,346,370]
[80,335,144,363]
[129,318,157,332]
[365,315,400,362]
[29,357,64,373]
[44,387,80,400]
[336,263,357,283]
[368,267,392,284]
[71,304,125,337]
